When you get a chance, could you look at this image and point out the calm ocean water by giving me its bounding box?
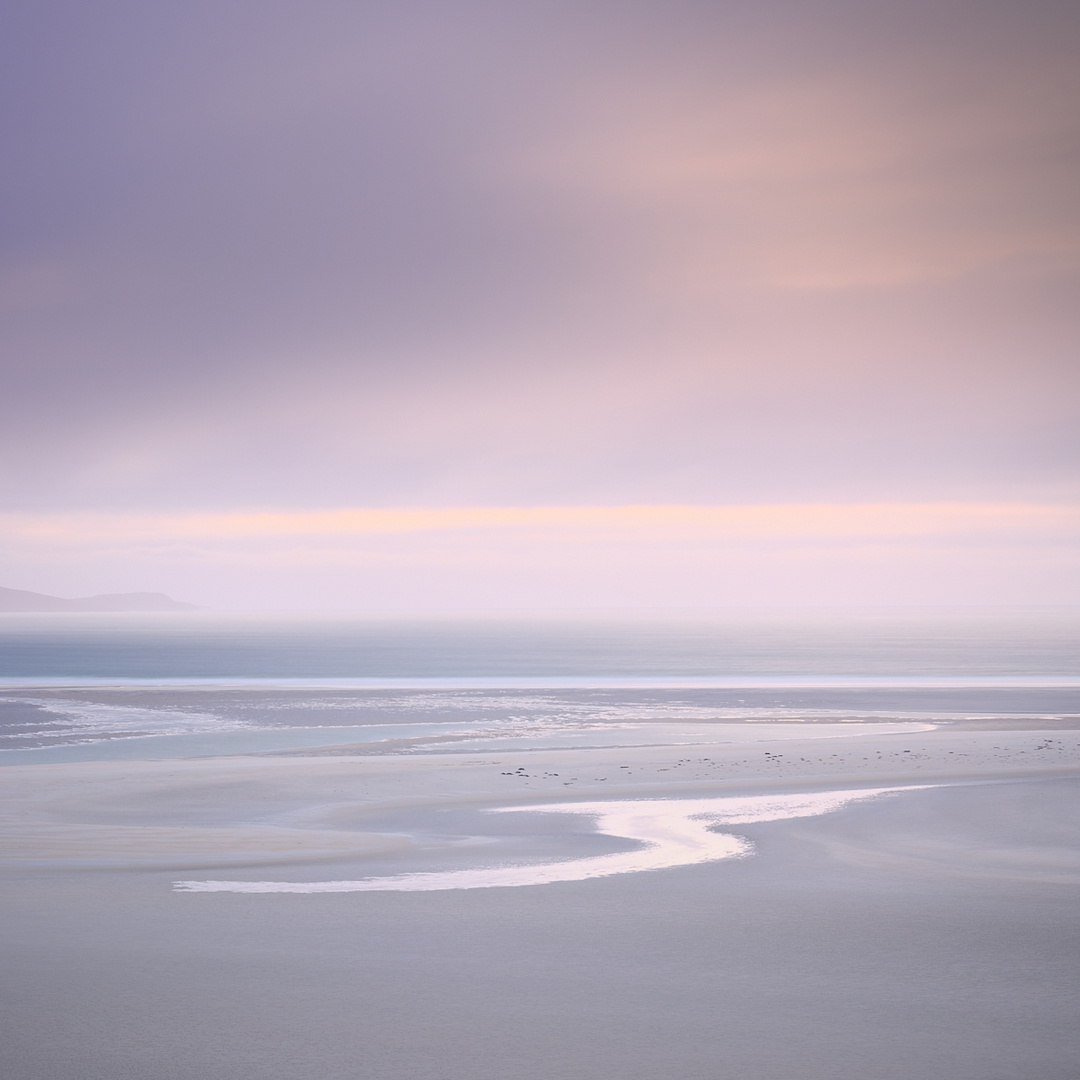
[0,611,1078,681]
[1,612,1077,756]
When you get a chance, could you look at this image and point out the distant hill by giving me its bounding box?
[0,586,200,612]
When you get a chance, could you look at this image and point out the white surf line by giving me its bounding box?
[174,786,930,894]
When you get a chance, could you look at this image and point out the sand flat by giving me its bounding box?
[2,718,1079,1079]
[2,721,1077,876]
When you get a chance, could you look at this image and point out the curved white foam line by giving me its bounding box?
[173,786,929,893]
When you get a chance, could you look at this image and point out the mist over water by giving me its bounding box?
[0,611,1077,681]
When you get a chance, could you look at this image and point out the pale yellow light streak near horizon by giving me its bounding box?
[1,503,1078,546]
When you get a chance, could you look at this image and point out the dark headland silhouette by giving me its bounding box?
[0,586,199,612]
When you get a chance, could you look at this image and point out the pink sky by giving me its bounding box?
[3,502,1076,610]
[1,1,1077,608]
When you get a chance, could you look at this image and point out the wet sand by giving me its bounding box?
[1,719,1079,1078]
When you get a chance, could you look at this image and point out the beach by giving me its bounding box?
[5,0,1079,1070]
[1,686,1078,1079]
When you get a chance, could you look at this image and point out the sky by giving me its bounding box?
[1,0,1078,610]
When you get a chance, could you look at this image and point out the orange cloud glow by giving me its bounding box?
[3,502,1076,545]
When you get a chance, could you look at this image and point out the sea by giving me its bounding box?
[1,610,1077,763]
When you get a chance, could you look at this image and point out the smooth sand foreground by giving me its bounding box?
[1,720,1078,1079]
